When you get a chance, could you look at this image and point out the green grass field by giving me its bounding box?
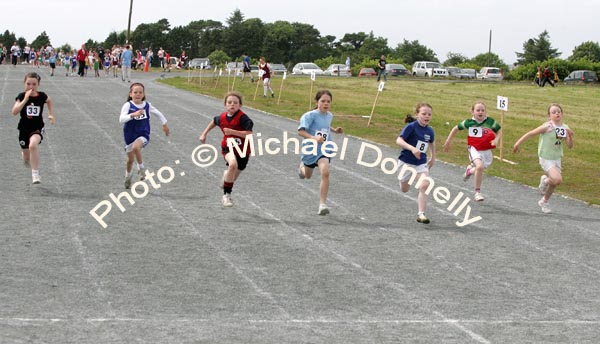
[159,71,600,205]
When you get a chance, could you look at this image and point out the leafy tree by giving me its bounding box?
[515,30,561,64]
[31,31,51,49]
[444,52,468,66]
[394,39,437,65]
[288,22,325,63]
[222,9,246,58]
[131,18,171,53]
[58,44,73,54]
[568,41,600,62]
[469,52,508,71]
[103,31,127,49]
[1,30,17,49]
[261,21,295,64]
[358,31,390,60]
[339,32,368,51]
[207,50,230,68]
[186,20,224,58]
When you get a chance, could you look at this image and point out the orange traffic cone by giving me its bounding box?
[144,59,149,72]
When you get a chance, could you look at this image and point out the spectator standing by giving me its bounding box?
[241,53,254,82]
[121,45,133,82]
[10,41,20,67]
[377,54,387,82]
[76,44,88,77]
[541,65,554,87]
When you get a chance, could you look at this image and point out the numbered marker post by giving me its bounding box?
[494,95,517,164]
[253,69,265,100]
[277,71,286,105]
[366,82,385,127]
[231,65,237,91]
[214,67,221,89]
[308,71,316,109]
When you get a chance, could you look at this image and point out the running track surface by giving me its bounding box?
[1,65,599,343]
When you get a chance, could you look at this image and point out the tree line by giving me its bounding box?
[3,11,600,80]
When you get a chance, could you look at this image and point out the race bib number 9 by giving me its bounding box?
[555,126,567,138]
[416,140,429,153]
[468,127,483,137]
[26,105,41,117]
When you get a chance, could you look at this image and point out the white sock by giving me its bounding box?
[32,169,39,176]
[137,163,145,169]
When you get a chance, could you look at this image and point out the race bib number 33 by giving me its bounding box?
[26,105,41,116]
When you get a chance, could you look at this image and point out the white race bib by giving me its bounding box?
[315,128,330,141]
[135,111,147,120]
[554,126,567,138]
[416,140,429,153]
[468,126,483,137]
[26,105,41,117]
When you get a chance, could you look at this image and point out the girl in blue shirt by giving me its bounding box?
[298,90,343,215]
[397,103,436,223]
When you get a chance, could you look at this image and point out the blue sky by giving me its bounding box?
[3,0,597,64]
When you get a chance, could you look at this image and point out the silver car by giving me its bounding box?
[323,64,351,76]
[291,62,324,75]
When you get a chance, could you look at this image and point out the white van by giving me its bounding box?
[411,61,448,77]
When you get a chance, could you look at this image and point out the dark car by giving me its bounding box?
[385,63,409,76]
[563,70,598,84]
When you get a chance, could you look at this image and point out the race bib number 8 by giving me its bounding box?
[416,140,429,153]
[468,127,483,137]
[26,105,41,116]
[555,126,567,138]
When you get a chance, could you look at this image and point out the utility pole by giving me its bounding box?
[487,29,492,66]
[127,0,134,43]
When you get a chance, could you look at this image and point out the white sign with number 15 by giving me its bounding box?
[497,96,509,111]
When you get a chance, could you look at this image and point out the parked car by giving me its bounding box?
[460,68,476,79]
[270,63,288,74]
[358,67,378,77]
[563,70,598,84]
[291,62,324,75]
[385,63,409,76]
[189,58,211,69]
[323,64,351,77]
[411,61,448,77]
[477,67,503,80]
[446,67,475,79]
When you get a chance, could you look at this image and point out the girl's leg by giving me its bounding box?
[21,149,31,163]
[300,163,315,180]
[28,134,42,171]
[223,153,239,183]
[399,180,410,193]
[543,166,562,201]
[472,158,484,191]
[126,150,136,174]
[317,158,330,205]
[416,172,430,213]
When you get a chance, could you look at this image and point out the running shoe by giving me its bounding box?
[222,194,233,207]
[318,203,330,215]
[474,192,485,202]
[416,213,430,224]
[538,198,551,214]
